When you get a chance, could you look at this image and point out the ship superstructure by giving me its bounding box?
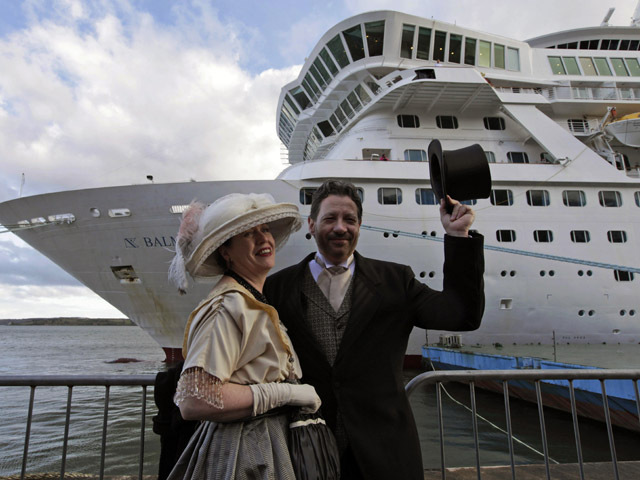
[2,9,640,363]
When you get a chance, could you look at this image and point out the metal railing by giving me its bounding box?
[405,369,640,480]
[0,375,156,480]
[2,370,640,480]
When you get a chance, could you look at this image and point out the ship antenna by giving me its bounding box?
[19,173,25,198]
[632,1,640,26]
[601,7,615,26]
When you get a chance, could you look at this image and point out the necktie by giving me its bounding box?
[317,261,351,312]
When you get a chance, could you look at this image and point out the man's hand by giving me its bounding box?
[440,195,475,237]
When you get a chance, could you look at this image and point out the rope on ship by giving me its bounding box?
[359,224,640,274]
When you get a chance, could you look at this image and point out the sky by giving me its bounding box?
[0,0,636,319]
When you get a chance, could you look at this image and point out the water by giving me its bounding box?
[1,326,639,477]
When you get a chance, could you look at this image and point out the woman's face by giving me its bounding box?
[219,224,276,279]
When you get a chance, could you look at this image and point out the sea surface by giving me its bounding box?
[1,325,639,477]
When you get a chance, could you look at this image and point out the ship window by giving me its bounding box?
[507,152,529,164]
[562,57,580,75]
[397,114,420,128]
[620,40,631,50]
[334,107,347,126]
[434,30,446,62]
[534,230,553,243]
[416,188,438,205]
[365,21,385,57]
[449,34,462,64]
[496,229,516,242]
[354,84,371,105]
[289,86,310,110]
[540,152,554,163]
[404,149,427,162]
[563,190,586,207]
[611,58,629,76]
[598,190,622,207]
[485,151,496,163]
[329,114,342,132]
[579,57,597,75]
[607,230,627,243]
[111,265,140,283]
[108,208,131,218]
[526,190,550,206]
[490,189,513,206]
[594,57,613,76]
[303,73,320,100]
[478,40,491,67]
[464,38,477,65]
[299,188,317,205]
[588,39,600,49]
[607,40,620,50]
[570,230,591,243]
[341,99,355,119]
[483,117,505,130]
[319,48,339,76]
[600,40,610,49]
[506,47,520,71]
[378,187,402,205]
[364,77,381,95]
[417,27,432,60]
[625,58,640,76]
[317,120,334,137]
[327,34,350,68]
[567,119,589,133]
[632,40,640,50]
[614,270,634,281]
[635,191,640,207]
[308,65,327,92]
[347,91,362,113]
[169,205,190,214]
[436,115,458,129]
[548,56,566,75]
[494,44,505,69]
[343,25,365,61]
[400,24,415,59]
[312,58,332,86]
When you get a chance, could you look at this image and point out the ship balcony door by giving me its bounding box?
[363,148,391,161]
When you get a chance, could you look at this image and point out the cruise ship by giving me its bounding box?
[2,7,640,364]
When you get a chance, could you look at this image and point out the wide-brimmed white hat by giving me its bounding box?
[169,193,301,292]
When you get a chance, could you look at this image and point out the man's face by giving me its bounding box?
[308,194,361,265]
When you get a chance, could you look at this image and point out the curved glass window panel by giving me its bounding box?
[343,25,365,61]
[319,48,339,76]
[284,95,300,116]
[570,230,591,243]
[449,34,462,64]
[434,30,446,62]
[594,57,612,76]
[506,47,520,71]
[607,230,627,243]
[625,58,640,76]
[289,86,310,110]
[507,152,529,164]
[485,151,496,163]
[329,114,343,132]
[340,99,355,119]
[464,38,477,65]
[526,190,550,206]
[416,188,438,205]
[579,57,597,75]
[478,41,491,67]
[562,57,580,75]
[494,44,505,69]
[548,56,566,75]
[365,21,385,56]
[635,191,640,207]
[309,65,327,90]
[313,57,332,84]
[365,77,381,95]
[598,190,622,207]
[534,230,553,242]
[611,58,629,76]
[401,24,415,59]
[347,91,362,113]
[317,120,334,137]
[496,230,516,242]
[334,107,347,125]
[354,84,371,105]
[378,187,402,205]
[417,27,432,60]
[327,34,350,68]
[404,149,427,162]
[303,74,320,100]
[490,189,514,206]
[563,190,586,207]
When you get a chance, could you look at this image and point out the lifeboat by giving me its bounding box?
[605,112,640,147]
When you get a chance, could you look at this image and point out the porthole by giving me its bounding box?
[431,231,437,237]
[588,310,595,316]
[540,271,546,277]
[587,270,593,276]
[500,270,507,277]
[578,310,585,316]
[392,232,398,238]
[420,271,426,278]
[421,231,427,237]
[383,232,389,238]
[429,271,435,278]
[549,270,555,276]
[630,310,636,316]
[305,233,312,240]
[620,310,626,316]
[578,270,584,276]
[510,271,516,277]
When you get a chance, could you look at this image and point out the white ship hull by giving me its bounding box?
[3,10,640,363]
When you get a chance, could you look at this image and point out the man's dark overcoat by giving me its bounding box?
[264,234,485,480]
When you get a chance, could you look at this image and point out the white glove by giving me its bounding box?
[250,382,321,416]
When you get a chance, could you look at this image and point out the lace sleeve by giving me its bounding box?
[174,366,224,409]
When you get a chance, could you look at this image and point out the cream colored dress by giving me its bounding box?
[168,279,302,480]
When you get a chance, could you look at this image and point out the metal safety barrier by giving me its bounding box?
[405,369,640,480]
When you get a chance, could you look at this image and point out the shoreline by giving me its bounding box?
[0,317,134,326]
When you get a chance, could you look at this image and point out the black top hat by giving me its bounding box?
[428,139,492,211]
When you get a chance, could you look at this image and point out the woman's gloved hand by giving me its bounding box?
[250,382,321,416]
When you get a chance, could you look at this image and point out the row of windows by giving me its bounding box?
[397,115,505,130]
[548,39,640,51]
[548,55,640,76]
[494,229,628,244]
[400,24,520,71]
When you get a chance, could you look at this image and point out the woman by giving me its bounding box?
[167,193,322,480]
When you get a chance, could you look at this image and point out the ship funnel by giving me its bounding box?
[428,140,492,213]
[601,7,615,26]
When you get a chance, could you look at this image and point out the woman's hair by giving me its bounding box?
[309,180,362,222]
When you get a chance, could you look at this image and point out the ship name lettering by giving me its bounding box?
[124,238,138,248]
[142,236,177,247]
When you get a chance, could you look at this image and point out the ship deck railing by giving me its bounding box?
[1,369,639,480]
[494,85,640,103]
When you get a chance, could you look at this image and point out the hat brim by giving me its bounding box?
[186,203,301,278]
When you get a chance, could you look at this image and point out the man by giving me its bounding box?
[265,180,485,480]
